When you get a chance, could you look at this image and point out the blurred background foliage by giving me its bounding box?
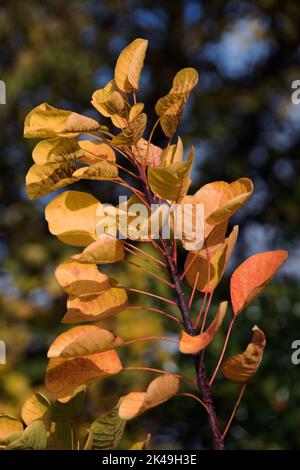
[0,0,299,450]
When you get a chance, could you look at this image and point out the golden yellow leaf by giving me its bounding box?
[24,103,104,138]
[170,68,199,94]
[55,260,110,297]
[114,38,148,92]
[185,226,239,292]
[78,141,116,165]
[111,113,147,146]
[221,326,266,383]
[91,80,128,128]
[47,326,123,358]
[129,103,144,121]
[32,138,84,165]
[131,138,162,167]
[25,162,78,200]
[45,190,102,247]
[46,350,122,399]
[71,237,125,264]
[179,301,228,354]
[72,161,118,181]
[207,178,254,225]
[118,374,179,420]
[148,146,193,201]
[21,393,51,429]
[0,415,23,442]
[62,284,128,323]
[161,137,184,166]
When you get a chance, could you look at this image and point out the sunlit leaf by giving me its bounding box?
[55,260,110,297]
[85,406,126,450]
[170,67,199,94]
[119,374,179,420]
[131,138,162,167]
[62,283,128,323]
[24,103,105,138]
[148,146,193,201]
[91,80,128,128]
[46,350,122,399]
[72,160,118,180]
[207,178,254,225]
[129,103,144,121]
[21,393,51,429]
[230,250,288,316]
[115,38,148,92]
[221,326,266,382]
[32,138,84,165]
[25,161,78,200]
[179,301,228,354]
[0,415,23,442]
[161,137,184,166]
[185,226,239,292]
[47,325,123,358]
[45,190,102,247]
[111,113,147,146]
[129,434,151,450]
[71,237,125,264]
[78,141,116,164]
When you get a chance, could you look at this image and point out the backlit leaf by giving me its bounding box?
[230,250,288,316]
[71,237,125,264]
[148,147,193,201]
[62,284,128,323]
[221,326,266,382]
[129,103,144,121]
[91,80,128,128]
[179,301,228,354]
[0,415,23,442]
[24,103,104,138]
[111,113,147,146]
[119,374,179,420]
[45,190,102,247]
[78,141,116,164]
[32,138,84,165]
[25,161,78,200]
[115,38,148,92]
[21,393,51,429]
[46,350,122,399]
[131,138,162,167]
[55,261,110,297]
[47,326,123,358]
[72,160,118,180]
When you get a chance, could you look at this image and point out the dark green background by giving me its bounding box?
[0,0,299,449]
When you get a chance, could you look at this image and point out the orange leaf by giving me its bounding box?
[230,250,288,316]
[45,350,122,399]
[221,326,266,382]
[62,284,128,323]
[119,374,179,420]
[179,301,228,354]
[55,261,110,297]
[47,325,123,358]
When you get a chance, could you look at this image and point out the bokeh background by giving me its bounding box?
[0,0,299,450]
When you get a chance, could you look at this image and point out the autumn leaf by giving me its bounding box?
[32,138,85,165]
[62,283,128,323]
[47,325,123,358]
[0,415,23,442]
[179,301,228,354]
[46,350,122,399]
[24,103,105,138]
[91,80,128,128]
[55,261,110,297]
[114,38,148,92]
[72,160,118,180]
[7,420,47,450]
[71,237,125,264]
[129,103,144,121]
[118,374,179,420]
[78,141,116,164]
[21,393,51,429]
[45,190,102,247]
[148,146,193,201]
[25,161,78,200]
[131,138,162,167]
[230,250,288,316]
[111,113,147,146]
[185,226,239,292]
[221,326,266,382]
[84,406,126,450]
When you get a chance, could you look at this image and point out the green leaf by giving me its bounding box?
[0,415,23,442]
[7,420,47,450]
[51,387,86,423]
[52,422,77,450]
[85,406,126,450]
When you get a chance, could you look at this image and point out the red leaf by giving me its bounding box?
[230,250,288,316]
